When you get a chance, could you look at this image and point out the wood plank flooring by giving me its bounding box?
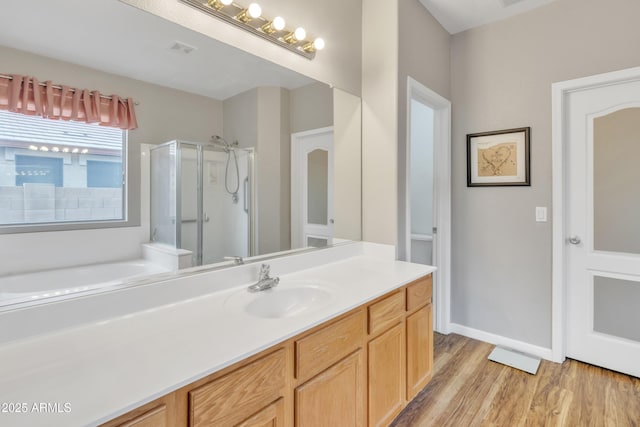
[391,333,640,427]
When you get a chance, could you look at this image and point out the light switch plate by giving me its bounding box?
[536,207,547,222]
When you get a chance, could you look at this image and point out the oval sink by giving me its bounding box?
[225,280,335,319]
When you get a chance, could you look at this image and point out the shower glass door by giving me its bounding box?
[201,146,253,265]
[179,143,200,266]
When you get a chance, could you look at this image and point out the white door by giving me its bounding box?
[403,77,452,334]
[291,127,334,249]
[565,74,640,377]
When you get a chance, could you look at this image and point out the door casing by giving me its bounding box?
[291,126,334,249]
[551,66,640,363]
[404,77,452,335]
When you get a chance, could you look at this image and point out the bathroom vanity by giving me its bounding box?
[101,274,432,427]
[0,243,435,427]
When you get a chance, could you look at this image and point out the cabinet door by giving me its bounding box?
[406,304,433,400]
[295,350,365,427]
[236,398,285,427]
[368,323,405,427]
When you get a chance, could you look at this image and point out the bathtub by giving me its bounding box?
[0,260,171,306]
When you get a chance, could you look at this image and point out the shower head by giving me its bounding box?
[210,135,239,152]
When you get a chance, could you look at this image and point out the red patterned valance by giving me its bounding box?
[0,74,138,130]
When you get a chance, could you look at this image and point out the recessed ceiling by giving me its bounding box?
[0,0,314,100]
[419,0,557,34]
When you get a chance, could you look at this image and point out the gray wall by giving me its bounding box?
[450,0,640,347]
[223,87,292,255]
[0,44,222,275]
[289,82,333,134]
[333,88,362,241]
[362,0,399,246]
[397,0,451,259]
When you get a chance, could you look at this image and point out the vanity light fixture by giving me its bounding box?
[284,27,306,44]
[180,0,324,60]
[261,16,285,34]
[302,38,325,53]
[236,3,261,22]
[207,0,232,10]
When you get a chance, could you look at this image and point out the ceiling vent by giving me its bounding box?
[500,0,528,7]
[169,41,197,54]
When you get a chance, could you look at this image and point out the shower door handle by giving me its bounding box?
[243,177,249,213]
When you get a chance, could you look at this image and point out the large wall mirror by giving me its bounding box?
[0,0,361,309]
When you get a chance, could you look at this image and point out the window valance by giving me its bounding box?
[0,74,138,130]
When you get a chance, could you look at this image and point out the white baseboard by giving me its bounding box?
[449,323,555,362]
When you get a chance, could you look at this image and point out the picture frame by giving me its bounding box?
[466,127,531,187]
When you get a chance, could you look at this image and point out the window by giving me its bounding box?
[0,110,126,227]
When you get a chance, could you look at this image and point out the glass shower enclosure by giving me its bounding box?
[150,140,254,267]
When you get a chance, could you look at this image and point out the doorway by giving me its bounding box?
[291,126,335,249]
[403,77,451,334]
[552,66,640,376]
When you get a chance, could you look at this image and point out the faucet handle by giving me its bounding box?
[224,256,244,265]
[259,263,270,279]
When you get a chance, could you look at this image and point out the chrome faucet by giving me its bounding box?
[224,256,244,265]
[248,264,280,292]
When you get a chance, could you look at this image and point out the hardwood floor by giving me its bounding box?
[391,333,640,427]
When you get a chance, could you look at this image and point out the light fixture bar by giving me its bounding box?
[179,0,319,60]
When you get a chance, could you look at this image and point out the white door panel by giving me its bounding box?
[291,127,334,249]
[566,76,640,377]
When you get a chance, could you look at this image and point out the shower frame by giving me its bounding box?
[150,140,256,266]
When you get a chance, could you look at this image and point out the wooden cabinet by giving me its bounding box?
[115,405,168,427]
[368,323,405,427]
[295,311,364,383]
[405,275,433,401]
[101,395,175,427]
[368,291,404,336]
[236,398,285,427]
[188,349,286,427]
[406,275,432,312]
[102,274,433,427]
[406,304,433,400]
[295,350,365,427]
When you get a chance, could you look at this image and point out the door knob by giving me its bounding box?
[568,235,581,245]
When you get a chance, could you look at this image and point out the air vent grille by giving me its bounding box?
[501,0,528,6]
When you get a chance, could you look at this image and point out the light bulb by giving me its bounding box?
[248,3,261,18]
[208,0,232,9]
[72,148,79,154]
[40,146,49,152]
[81,149,89,154]
[273,16,285,31]
[313,38,325,50]
[294,27,306,41]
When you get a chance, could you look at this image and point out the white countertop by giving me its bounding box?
[0,248,434,427]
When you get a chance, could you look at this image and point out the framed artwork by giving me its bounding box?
[466,127,530,187]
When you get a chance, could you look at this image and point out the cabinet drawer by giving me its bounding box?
[189,349,286,427]
[115,405,167,427]
[406,275,432,312]
[295,310,364,383]
[368,291,404,336]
